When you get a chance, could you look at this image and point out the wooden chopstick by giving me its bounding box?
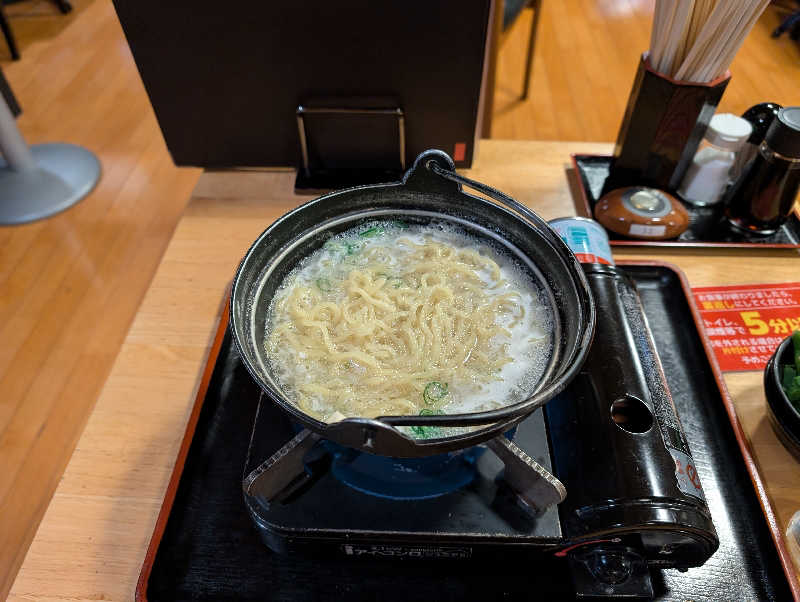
[649,0,770,82]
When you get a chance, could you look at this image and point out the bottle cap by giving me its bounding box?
[765,107,800,159]
[741,102,782,144]
[704,113,752,151]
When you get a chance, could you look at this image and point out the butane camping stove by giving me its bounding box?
[242,263,719,599]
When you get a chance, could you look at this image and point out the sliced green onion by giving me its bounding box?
[323,239,344,253]
[410,426,430,438]
[411,408,445,438]
[391,220,409,230]
[345,241,360,255]
[423,381,448,405]
[376,272,404,288]
[359,226,385,238]
[315,277,333,292]
[410,425,440,438]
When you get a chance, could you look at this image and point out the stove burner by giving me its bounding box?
[327,443,484,500]
[245,406,562,512]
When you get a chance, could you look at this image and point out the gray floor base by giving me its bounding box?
[0,143,101,225]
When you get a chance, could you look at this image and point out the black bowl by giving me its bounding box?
[764,334,800,461]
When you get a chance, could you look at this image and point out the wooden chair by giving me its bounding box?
[503,0,541,100]
[0,2,20,60]
[0,0,72,61]
[482,0,542,137]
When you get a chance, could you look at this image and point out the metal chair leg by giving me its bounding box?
[0,65,21,116]
[521,0,541,100]
[0,4,20,61]
[771,11,800,38]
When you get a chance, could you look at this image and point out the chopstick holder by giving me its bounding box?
[605,54,730,194]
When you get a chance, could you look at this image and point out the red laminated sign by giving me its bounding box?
[692,282,800,372]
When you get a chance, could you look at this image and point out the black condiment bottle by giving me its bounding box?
[725,106,800,236]
[730,102,782,182]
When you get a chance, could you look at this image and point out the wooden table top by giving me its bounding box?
[9,140,800,599]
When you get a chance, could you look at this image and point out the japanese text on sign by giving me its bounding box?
[693,283,800,372]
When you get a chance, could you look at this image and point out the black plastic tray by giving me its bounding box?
[572,154,800,249]
[138,265,796,601]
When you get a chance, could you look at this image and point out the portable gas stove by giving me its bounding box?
[139,263,794,601]
[241,264,717,599]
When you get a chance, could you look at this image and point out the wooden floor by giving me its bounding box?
[0,0,201,597]
[0,0,798,597]
[491,0,800,139]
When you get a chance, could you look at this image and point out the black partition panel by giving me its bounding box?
[112,1,490,169]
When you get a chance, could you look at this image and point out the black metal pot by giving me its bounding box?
[230,149,594,459]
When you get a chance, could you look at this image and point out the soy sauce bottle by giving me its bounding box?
[725,106,800,236]
[729,102,782,183]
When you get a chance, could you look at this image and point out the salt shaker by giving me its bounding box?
[677,113,753,206]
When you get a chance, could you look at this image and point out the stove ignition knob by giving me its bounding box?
[569,547,654,598]
[586,550,633,585]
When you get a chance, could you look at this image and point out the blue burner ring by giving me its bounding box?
[318,428,516,500]
[326,443,484,500]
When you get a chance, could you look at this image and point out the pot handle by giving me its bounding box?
[401,149,463,195]
[424,158,569,258]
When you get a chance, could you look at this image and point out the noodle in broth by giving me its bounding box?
[264,221,553,437]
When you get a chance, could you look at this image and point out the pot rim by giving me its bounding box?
[230,150,595,455]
